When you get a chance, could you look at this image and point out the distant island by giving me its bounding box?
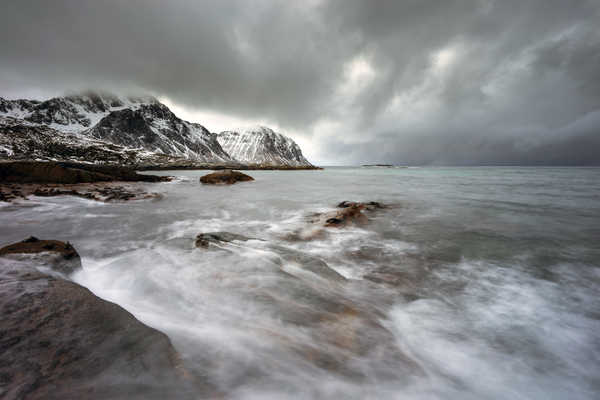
[362,164,408,168]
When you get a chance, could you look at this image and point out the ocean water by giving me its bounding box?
[1,166,599,399]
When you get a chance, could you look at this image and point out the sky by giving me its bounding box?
[1,0,599,165]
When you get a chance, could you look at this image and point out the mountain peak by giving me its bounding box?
[217,127,312,167]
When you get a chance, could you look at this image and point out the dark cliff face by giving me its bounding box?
[26,98,93,127]
[86,103,232,162]
[0,92,234,164]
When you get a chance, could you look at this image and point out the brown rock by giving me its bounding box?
[0,236,82,275]
[199,169,254,185]
[0,246,202,399]
[324,204,369,227]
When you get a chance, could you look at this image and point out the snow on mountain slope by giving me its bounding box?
[0,92,153,133]
[84,103,232,163]
[217,126,313,167]
[0,92,233,164]
[0,116,181,165]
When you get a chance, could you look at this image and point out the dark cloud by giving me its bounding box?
[1,0,599,164]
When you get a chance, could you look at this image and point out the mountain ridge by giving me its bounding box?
[0,92,318,169]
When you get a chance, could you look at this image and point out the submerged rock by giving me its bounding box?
[192,231,419,379]
[199,169,254,185]
[0,236,81,275]
[0,243,200,400]
[337,201,385,210]
[308,201,386,229]
[195,231,257,248]
[195,231,345,282]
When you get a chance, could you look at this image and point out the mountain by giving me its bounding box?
[217,126,313,167]
[0,116,184,166]
[84,102,231,163]
[0,92,233,164]
[0,92,154,133]
[0,92,317,168]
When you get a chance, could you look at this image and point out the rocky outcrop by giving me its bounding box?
[217,126,314,167]
[0,161,168,203]
[0,236,81,275]
[284,201,387,241]
[195,231,346,282]
[0,241,199,400]
[0,161,168,184]
[199,169,254,185]
[313,201,385,228]
[192,231,418,378]
[195,231,257,247]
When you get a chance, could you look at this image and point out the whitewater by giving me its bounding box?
[1,166,598,399]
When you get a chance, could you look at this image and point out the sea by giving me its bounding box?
[1,166,599,399]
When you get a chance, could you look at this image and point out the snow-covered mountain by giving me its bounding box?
[0,92,233,164]
[0,116,187,166]
[0,92,316,168]
[84,102,231,163]
[0,92,154,133]
[217,126,313,167]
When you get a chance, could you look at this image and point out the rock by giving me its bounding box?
[337,201,384,210]
[193,231,418,379]
[324,204,369,227]
[195,231,256,248]
[1,182,162,203]
[0,161,169,184]
[0,236,82,275]
[199,170,254,185]
[195,231,345,282]
[0,247,200,399]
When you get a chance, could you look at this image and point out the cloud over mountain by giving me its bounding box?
[1,0,599,164]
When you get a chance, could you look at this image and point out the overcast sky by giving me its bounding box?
[1,0,599,165]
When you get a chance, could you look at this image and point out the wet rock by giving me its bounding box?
[193,231,419,379]
[0,236,82,275]
[1,182,162,203]
[195,231,256,248]
[199,169,254,185]
[0,252,200,399]
[324,204,369,227]
[0,160,169,184]
[337,200,384,210]
[195,231,345,282]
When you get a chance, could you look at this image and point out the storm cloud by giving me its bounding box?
[1,0,599,165]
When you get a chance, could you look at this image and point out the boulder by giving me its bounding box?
[0,245,200,400]
[0,236,82,275]
[199,170,254,185]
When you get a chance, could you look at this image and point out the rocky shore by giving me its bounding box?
[0,238,206,399]
[0,155,425,397]
[0,161,168,203]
